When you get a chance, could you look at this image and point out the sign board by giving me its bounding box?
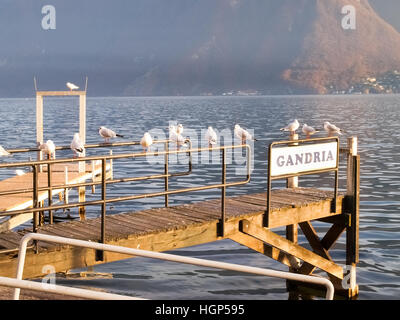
[270,141,338,177]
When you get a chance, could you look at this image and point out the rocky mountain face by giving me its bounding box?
[126,0,400,95]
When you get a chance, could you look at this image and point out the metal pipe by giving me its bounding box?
[220,148,226,237]
[0,145,251,218]
[164,141,169,207]
[47,163,53,224]
[0,143,246,169]
[13,233,334,300]
[0,276,140,300]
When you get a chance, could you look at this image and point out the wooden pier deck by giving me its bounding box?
[0,187,347,292]
[0,162,110,232]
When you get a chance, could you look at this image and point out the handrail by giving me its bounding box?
[0,139,193,197]
[0,276,140,300]
[0,142,251,249]
[13,233,334,300]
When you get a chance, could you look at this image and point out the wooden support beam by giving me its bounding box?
[240,219,343,279]
[229,232,295,269]
[297,222,346,276]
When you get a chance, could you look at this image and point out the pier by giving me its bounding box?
[0,86,360,299]
[0,136,359,299]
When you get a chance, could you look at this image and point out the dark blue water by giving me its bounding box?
[0,95,399,300]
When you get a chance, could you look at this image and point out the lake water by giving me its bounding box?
[0,94,399,300]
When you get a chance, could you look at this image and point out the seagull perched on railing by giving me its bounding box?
[140,132,153,152]
[70,133,85,158]
[205,126,217,148]
[0,145,10,156]
[39,140,56,159]
[234,124,257,145]
[302,124,319,139]
[66,82,79,91]
[280,119,300,135]
[176,123,184,135]
[99,126,124,143]
[324,121,343,137]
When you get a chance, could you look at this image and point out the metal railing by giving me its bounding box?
[0,140,251,253]
[12,233,334,300]
[266,137,340,227]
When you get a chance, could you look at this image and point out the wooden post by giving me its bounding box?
[286,133,298,268]
[78,93,86,220]
[36,94,44,171]
[345,137,359,296]
[287,133,298,188]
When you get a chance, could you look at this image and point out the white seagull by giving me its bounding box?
[280,119,300,135]
[66,82,79,91]
[205,126,218,148]
[99,126,124,143]
[234,124,257,145]
[0,145,10,156]
[15,170,26,176]
[70,133,85,158]
[324,121,343,137]
[176,123,184,135]
[140,132,153,152]
[302,124,319,139]
[39,140,56,159]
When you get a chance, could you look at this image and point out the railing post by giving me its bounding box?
[47,163,53,224]
[97,158,107,261]
[32,165,39,253]
[286,134,298,251]
[219,148,226,237]
[164,141,169,207]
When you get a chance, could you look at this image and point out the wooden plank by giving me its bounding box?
[129,210,181,230]
[157,208,208,224]
[106,215,150,234]
[240,219,343,279]
[170,206,220,221]
[112,212,171,232]
[36,91,86,96]
[108,214,161,234]
[267,196,343,228]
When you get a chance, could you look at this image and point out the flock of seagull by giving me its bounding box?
[280,119,343,139]
[29,118,344,161]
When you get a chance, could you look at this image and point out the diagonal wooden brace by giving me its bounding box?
[239,219,344,280]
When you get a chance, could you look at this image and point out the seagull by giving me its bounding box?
[324,121,343,137]
[140,132,153,152]
[176,123,184,135]
[280,119,300,135]
[205,126,217,148]
[99,126,124,143]
[39,140,56,159]
[0,145,10,156]
[66,82,79,91]
[70,133,85,158]
[15,170,26,176]
[234,124,257,145]
[302,124,319,139]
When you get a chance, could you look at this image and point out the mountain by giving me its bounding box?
[126,0,400,95]
[0,0,400,96]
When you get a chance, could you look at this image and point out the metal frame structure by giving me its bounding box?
[266,137,340,227]
[0,141,251,254]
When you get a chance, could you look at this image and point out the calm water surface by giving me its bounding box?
[0,95,399,300]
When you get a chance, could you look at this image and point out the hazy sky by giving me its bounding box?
[0,0,399,97]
